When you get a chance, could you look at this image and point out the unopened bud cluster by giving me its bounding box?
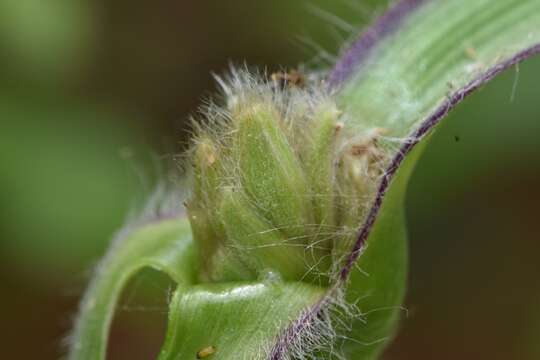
[186,71,388,284]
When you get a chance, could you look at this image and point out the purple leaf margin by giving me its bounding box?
[328,0,426,88]
[339,42,540,281]
[270,0,540,356]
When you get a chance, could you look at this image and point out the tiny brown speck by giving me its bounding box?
[270,69,305,88]
[196,346,216,359]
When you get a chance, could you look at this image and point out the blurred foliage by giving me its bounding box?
[0,96,147,280]
[0,0,94,85]
[0,0,539,359]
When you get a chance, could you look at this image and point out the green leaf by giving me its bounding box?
[158,282,325,359]
[339,141,426,360]
[68,218,197,360]
[337,0,540,136]
[331,0,540,358]
[68,216,325,360]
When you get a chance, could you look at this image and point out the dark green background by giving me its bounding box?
[0,1,538,359]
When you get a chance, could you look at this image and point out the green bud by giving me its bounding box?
[301,102,344,273]
[187,80,389,283]
[233,103,313,240]
[192,137,220,204]
[188,137,227,280]
[306,103,342,226]
[334,128,388,258]
[204,245,255,282]
[219,189,307,280]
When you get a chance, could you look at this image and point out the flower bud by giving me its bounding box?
[186,73,390,284]
[219,189,307,280]
[306,103,343,227]
[187,137,227,280]
[333,128,388,258]
[233,103,313,241]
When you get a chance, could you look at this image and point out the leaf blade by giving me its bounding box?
[336,0,540,135]
[68,218,196,360]
[328,0,540,357]
[158,282,325,360]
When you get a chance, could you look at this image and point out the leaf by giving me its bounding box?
[333,0,540,136]
[68,216,325,360]
[338,142,426,360]
[327,0,540,358]
[158,282,324,359]
[68,218,197,360]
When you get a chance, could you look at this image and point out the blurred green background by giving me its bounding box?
[0,1,538,359]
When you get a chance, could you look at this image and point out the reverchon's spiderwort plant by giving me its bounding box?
[69,1,540,359]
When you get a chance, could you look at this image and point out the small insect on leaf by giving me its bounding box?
[196,346,216,359]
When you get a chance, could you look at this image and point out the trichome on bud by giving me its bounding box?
[186,69,391,285]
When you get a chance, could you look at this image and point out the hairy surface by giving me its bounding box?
[187,67,392,286]
[328,0,426,88]
[269,0,540,355]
